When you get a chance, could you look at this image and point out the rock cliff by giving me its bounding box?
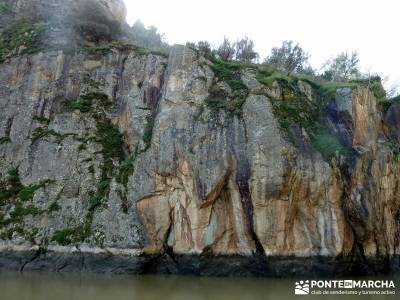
[0,0,399,276]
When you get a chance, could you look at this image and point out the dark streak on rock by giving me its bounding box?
[235,158,265,255]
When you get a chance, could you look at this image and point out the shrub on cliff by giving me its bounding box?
[321,51,361,82]
[234,37,259,62]
[216,37,235,61]
[265,40,310,74]
[197,40,212,57]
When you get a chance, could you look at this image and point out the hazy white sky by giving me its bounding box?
[124,0,399,91]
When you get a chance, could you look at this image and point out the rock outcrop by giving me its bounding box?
[0,0,399,277]
[1,0,126,51]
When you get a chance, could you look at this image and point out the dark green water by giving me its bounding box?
[0,271,397,300]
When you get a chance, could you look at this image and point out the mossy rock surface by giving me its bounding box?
[0,20,48,63]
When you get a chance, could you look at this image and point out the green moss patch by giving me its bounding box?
[32,115,50,124]
[62,91,127,240]
[0,136,11,144]
[255,73,355,161]
[205,59,250,115]
[47,201,61,212]
[210,59,251,91]
[66,92,111,113]
[0,2,12,14]
[0,167,49,235]
[51,223,91,246]
[142,116,154,150]
[0,167,51,206]
[0,167,23,205]
[8,203,42,224]
[51,228,76,245]
[18,180,51,201]
[255,66,292,87]
[81,40,169,58]
[84,120,125,213]
[0,21,48,63]
[31,126,64,142]
[116,156,135,187]
[116,156,136,213]
[349,76,386,100]
[88,179,111,211]
[96,121,124,162]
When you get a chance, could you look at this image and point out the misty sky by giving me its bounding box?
[124,0,399,92]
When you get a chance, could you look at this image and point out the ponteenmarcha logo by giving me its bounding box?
[294,279,396,296]
[295,280,310,294]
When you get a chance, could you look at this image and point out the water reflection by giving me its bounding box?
[0,271,396,300]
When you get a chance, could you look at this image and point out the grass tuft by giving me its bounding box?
[205,58,250,115]
[31,127,63,142]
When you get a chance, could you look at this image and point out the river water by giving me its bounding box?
[0,271,397,300]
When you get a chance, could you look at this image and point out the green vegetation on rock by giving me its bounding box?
[0,167,51,206]
[88,179,111,212]
[82,40,169,58]
[349,76,386,100]
[0,167,51,240]
[51,228,76,245]
[387,140,400,162]
[8,203,42,223]
[31,126,64,142]
[255,69,356,161]
[142,116,154,149]
[0,136,11,144]
[255,66,292,87]
[18,181,50,201]
[210,59,251,91]
[33,115,51,124]
[85,120,124,212]
[66,92,111,113]
[53,91,129,244]
[47,201,61,212]
[96,121,124,163]
[116,156,135,187]
[0,167,23,205]
[205,59,250,115]
[0,20,48,63]
[0,2,12,14]
[379,94,400,111]
[51,224,91,246]
[201,55,370,161]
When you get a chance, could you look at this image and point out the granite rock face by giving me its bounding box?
[0,1,399,277]
[0,48,168,250]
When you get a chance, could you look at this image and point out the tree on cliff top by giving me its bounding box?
[131,20,166,49]
[216,37,235,61]
[321,51,361,81]
[234,37,259,62]
[197,40,212,56]
[265,40,309,74]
